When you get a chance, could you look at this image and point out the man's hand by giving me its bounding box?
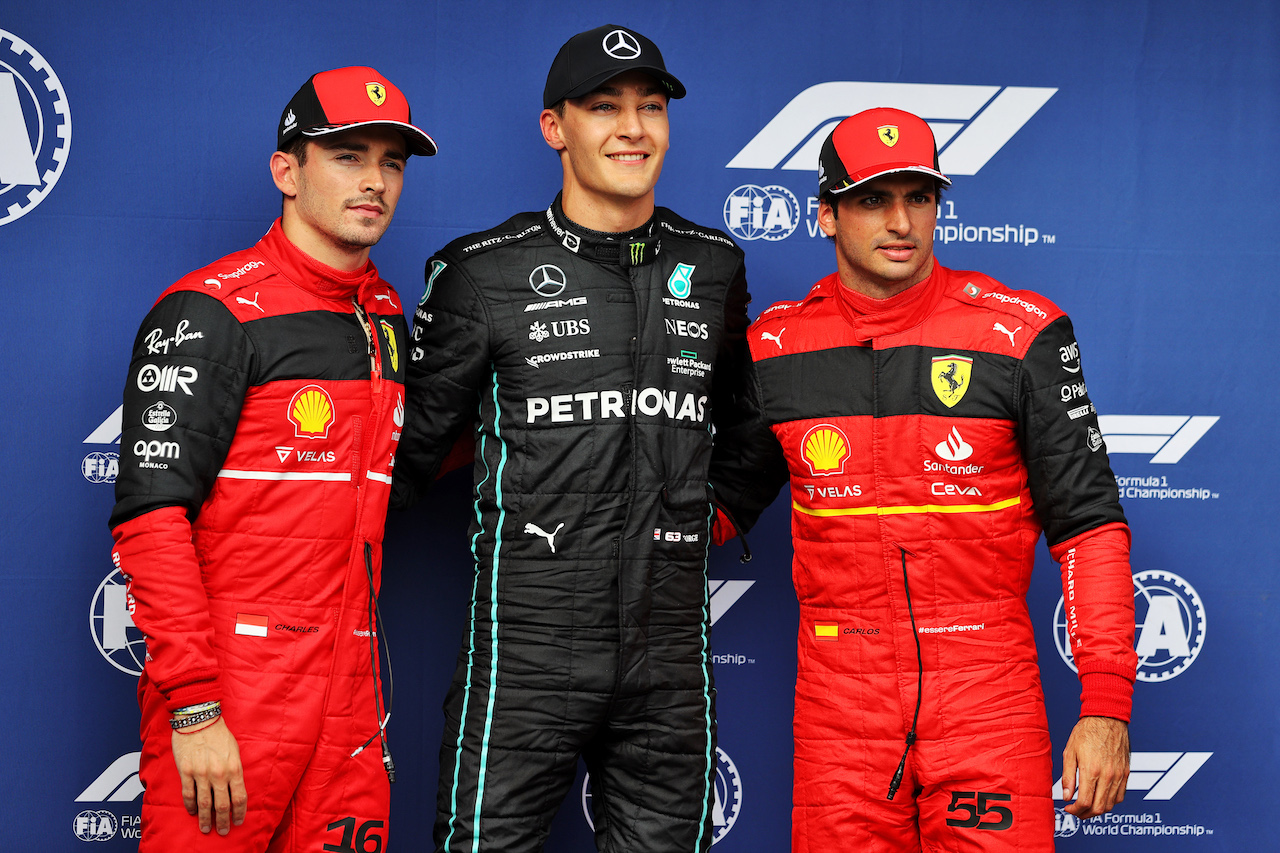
[171,716,248,835]
[1062,715,1129,818]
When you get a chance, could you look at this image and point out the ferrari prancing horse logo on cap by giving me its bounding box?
[877,125,899,147]
[366,83,386,106]
[931,355,972,408]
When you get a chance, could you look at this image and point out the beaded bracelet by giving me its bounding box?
[172,700,220,717]
[170,704,222,730]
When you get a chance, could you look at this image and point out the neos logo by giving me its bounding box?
[726,82,1056,176]
[1055,569,1206,683]
[0,30,72,226]
[1097,415,1218,464]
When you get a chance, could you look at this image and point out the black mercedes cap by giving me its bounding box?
[543,24,686,109]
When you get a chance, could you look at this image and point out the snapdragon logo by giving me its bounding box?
[0,30,72,226]
[1097,415,1218,464]
[726,82,1055,176]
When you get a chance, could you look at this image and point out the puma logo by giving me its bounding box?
[236,292,264,313]
[993,322,1021,347]
[523,522,565,553]
[760,328,785,349]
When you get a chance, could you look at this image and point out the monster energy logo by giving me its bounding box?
[629,242,647,265]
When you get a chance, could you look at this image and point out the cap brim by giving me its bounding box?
[557,66,686,104]
[302,120,438,156]
[826,164,951,194]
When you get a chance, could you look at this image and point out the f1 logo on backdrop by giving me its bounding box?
[1053,752,1211,801]
[708,579,754,626]
[726,82,1056,175]
[723,82,1055,241]
[0,30,72,226]
[1098,415,1218,463]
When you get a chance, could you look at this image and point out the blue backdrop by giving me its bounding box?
[3,1,1275,848]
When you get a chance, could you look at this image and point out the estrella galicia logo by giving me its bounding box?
[583,746,742,844]
[723,184,799,242]
[91,567,146,676]
[1054,569,1206,682]
[668,263,695,299]
[529,264,567,297]
[72,810,118,841]
[0,30,72,226]
[726,82,1054,176]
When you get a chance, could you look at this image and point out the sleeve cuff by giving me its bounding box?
[1079,671,1133,722]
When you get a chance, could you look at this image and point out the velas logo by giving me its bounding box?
[726,82,1055,176]
[931,355,972,408]
[365,82,386,106]
[723,184,799,242]
[1097,415,1218,464]
[0,30,72,227]
[1054,569,1206,683]
[288,385,335,439]
[727,81,1054,175]
[90,567,146,676]
[583,746,742,844]
[802,424,850,476]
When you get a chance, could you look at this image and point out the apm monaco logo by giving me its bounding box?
[1097,415,1218,464]
[0,30,72,226]
[90,567,146,676]
[1055,570,1206,682]
[726,81,1055,176]
[723,184,801,241]
[583,747,742,844]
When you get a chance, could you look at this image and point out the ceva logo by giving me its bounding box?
[726,82,1056,176]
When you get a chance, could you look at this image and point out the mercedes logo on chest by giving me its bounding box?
[602,29,642,60]
[529,264,568,297]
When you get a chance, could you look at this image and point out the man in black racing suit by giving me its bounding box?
[391,24,759,853]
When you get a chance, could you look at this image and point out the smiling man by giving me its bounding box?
[392,24,764,853]
[110,66,433,850]
[714,108,1137,851]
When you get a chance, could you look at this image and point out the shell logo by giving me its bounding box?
[288,385,336,439]
[801,423,850,476]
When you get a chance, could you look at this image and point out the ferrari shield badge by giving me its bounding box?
[877,125,899,147]
[366,82,387,106]
[931,355,972,408]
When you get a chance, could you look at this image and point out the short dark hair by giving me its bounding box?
[281,134,310,166]
[822,179,946,220]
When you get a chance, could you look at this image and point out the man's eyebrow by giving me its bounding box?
[320,139,407,161]
[587,85,666,98]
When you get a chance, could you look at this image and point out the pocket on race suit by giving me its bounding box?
[206,598,333,749]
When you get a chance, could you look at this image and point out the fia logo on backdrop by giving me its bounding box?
[0,30,71,226]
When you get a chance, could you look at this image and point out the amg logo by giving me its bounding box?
[526,296,588,312]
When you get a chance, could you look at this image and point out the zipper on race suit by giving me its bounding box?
[887,544,923,800]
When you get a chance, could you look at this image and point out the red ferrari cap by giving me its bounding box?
[817,107,949,196]
[278,66,436,156]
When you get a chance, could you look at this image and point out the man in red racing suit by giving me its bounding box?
[713,109,1137,851]
[109,67,434,850]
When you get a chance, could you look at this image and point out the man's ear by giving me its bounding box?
[270,150,299,198]
[817,196,839,237]
[540,108,567,152]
